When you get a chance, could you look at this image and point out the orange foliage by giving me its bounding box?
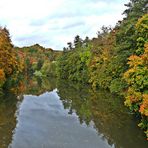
[139,94,148,116]
[0,69,6,86]
[0,27,24,80]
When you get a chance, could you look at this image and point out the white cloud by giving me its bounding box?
[0,0,129,50]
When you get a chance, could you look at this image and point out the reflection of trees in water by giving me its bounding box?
[0,76,57,147]
[10,76,57,96]
[0,93,17,148]
[0,78,147,148]
[57,80,148,148]
[57,80,92,125]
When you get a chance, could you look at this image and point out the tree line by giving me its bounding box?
[0,29,61,94]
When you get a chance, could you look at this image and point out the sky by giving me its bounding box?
[0,0,129,50]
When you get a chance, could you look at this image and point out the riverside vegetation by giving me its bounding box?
[56,0,148,139]
[0,0,148,140]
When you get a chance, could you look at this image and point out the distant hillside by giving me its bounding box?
[15,44,62,62]
[13,44,62,76]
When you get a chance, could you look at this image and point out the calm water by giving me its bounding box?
[0,78,148,148]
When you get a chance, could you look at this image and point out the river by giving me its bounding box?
[0,77,148,148]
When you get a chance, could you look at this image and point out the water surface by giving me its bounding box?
[0,78,147,148]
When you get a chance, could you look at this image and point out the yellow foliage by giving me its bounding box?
[124,40,148,123]
[124,87,142,107]
[136,14,148,35]
[128,55,143,67]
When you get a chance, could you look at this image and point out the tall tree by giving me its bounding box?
[74,35,83,48]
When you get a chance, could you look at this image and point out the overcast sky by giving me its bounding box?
[0,0,129,50]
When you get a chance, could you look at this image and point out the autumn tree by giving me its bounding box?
[123,14,148,139]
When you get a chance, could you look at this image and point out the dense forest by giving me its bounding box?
[15,44,61,77]
[0,0,147,140]
[56,0,148,139]
[0,30,61,94]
